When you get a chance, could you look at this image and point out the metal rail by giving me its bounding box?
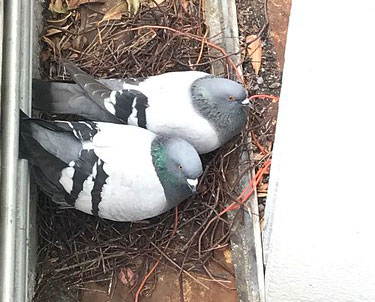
[0,0,32,301]
[15,0,33,300]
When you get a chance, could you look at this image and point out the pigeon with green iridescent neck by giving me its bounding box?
[32,59,250,154]
[19,112,202,222]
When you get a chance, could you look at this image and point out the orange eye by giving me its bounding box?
[228,95,235,102]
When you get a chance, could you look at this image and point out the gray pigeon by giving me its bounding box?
[32,59,249,154]
[19,112,203,222]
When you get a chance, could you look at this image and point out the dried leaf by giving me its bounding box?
[100,1,128,23]
[260,218,265,232]
[45,24,71,37]
[253,152,265,161]
[72,35,87,49]
[246,34,262,75]
[258,183,268,191]
[126,0,141,15]
[45,28,63,37]
[118,267,137,286]
[66,0,104,9]
[42,36,56,50]
[180,0,190,12]
[49,0,68,13]
[47,12,72,24]
[40,50,51,62]
[148,0,166,8]
[223,249,233,264]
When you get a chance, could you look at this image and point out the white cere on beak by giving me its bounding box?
[187,178,198,187]
[242,98,250,105]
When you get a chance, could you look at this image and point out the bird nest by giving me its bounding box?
[34,0,278,300]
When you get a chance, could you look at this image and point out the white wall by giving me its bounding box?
[263,1,375,301]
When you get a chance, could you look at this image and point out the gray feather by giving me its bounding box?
[32,79,120,123]
[60,59,116,113]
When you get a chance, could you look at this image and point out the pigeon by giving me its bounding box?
[32,59,250,154]
[19,111,203,222]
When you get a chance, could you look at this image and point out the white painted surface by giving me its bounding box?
[263,1,375,301]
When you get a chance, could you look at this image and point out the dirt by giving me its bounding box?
[267,0,292,69]
[81,248,237,302]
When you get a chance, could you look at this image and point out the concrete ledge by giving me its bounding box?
[264,1,375,301]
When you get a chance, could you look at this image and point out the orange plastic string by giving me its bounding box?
[249,94,279,102]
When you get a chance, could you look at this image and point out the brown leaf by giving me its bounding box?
[118,267,137,286]
[66,0,104,9]
[254,152,265,161]
[45,28,63,37]
[260,218,265,232]
[42,36,56,49]
[246,34,262,75]
[126,0,141,15]
[148,0,166,8]
[99,1,128,23]
[180,0,190,13]
[223,249,233,265]
[72,35,87,50]
[258,183,268,191]
[46,12,72,24]
[45,24,71,37]
[40,50,51,62]
[49,0,68,13]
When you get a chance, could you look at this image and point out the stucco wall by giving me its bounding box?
[263,1,375,301]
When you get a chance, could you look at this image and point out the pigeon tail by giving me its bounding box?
[19,111,81,164]
[19,110,32,160]
[32,79,119,122]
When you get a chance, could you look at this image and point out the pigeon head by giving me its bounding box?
[151,136,203,208]
[191,76,249,147]
[192,76,249,108]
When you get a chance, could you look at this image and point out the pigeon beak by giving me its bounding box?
[187,178,198,195]
[242,98,250,105]
[241,98,254,110]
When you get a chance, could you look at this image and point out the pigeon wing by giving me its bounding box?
[61,59,146,125]
[32,79,119,122]
[61,59,118,111]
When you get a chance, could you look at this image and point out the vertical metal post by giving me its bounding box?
[0,0,22,301]
[15,0,33,299]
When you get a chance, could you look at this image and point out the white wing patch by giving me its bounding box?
[103,90,117,115]
[78,121,94,130]
[127,96,139,125]
[82,141,94,150]
[59,166,75,194]
[75,162,98,215]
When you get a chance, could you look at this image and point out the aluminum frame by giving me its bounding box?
[0,0,33,301]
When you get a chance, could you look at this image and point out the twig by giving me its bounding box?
[134,207,179,302]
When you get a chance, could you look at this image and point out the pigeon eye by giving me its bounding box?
[178,165,183,171]
[227,95,235,102]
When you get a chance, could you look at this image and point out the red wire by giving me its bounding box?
[249,94,279,102]
[223,160,271,213]
[230,160,271,211]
